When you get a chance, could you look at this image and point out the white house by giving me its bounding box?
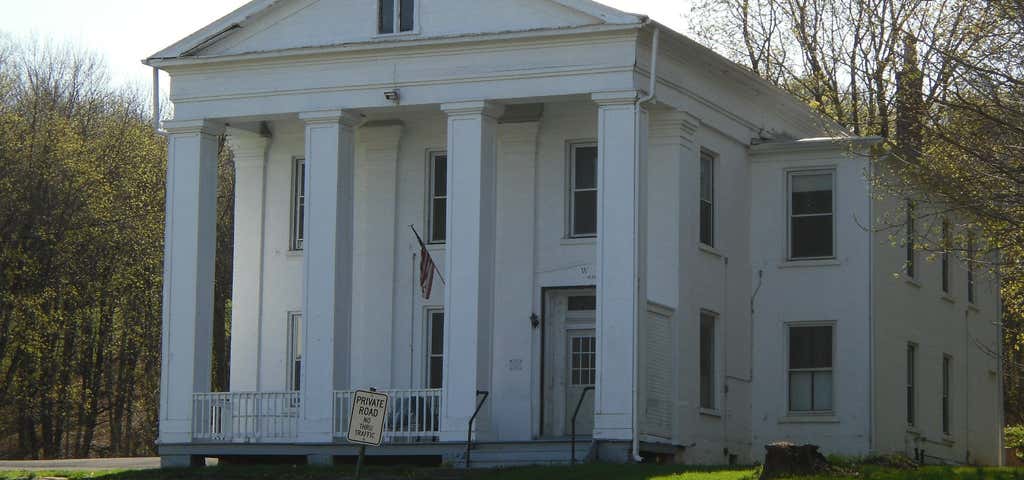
[144,0,1003,468]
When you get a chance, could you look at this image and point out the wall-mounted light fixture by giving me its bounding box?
[384,89,401,103]
[530,313,540,329]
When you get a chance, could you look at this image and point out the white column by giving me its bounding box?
[439,101,503,440]
[297,110,360,442]
[492,121,540,440]
[351,123,403,390]
[158,119,223,445]
[592,91,647,441]
[226,128,270,392]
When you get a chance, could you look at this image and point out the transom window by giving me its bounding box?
[700,150,715,247]
[291,158,306,251]
[788,171,835,260]
[427,152,447,244]
[788,325,834,413]
[569,143,598,238]
[570,335,597,386]
[286,313,303,392]
[567,295,597,311]
[378,0,415,34]
[427,309,444,389]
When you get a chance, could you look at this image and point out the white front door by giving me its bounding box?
[565,329,596,436]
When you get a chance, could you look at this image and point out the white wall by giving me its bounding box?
[748,143,873,459]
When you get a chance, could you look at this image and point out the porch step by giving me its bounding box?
[455,440,593,468]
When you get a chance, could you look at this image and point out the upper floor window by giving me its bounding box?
[428,152,447,244]
[788,170,835,260]
[941,219,951,294]
[378,0,415,34]
[569,143,598,238]
[905,200,916,278]
[967,233,976,304]
[700,150,715,247]
[788,324,834,413]
[291,158,306,251]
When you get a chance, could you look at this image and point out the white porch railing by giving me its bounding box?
[192,392,300,442]
[333,389,442,443]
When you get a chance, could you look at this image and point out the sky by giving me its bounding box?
[0,0,692,97]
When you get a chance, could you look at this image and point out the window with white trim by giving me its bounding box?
[788,171,835,260]
[426,309,444,389]
[427,152,447,244]
[378,0,415,34]
[568,143,598,238]
[699,311,717,410]
[570,334,597,386]
[700,150,715,247]
[286,313,303,392]
[788,324,834,413]
[907,343,917,426]
[291,158,306,251]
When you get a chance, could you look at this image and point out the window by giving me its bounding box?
[967,234,976,304]
[905,200,916,278]
[427,152,447,244]
[569,143,598,238]
[700,312,717,410]
[291,158,306,251]
[942,355,951,435]
[788,171,835,260]
[570,334,597,386]
[941,220,951,294]
[427,309,444,389]
[907,343,917,426]
[378,0,415,34]
[700,150,715,247]
[286,313,303,391]
[788,325,834,412]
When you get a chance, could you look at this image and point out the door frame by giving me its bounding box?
[539,286,596,438]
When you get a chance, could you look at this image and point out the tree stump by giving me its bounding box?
[760,442,831,479]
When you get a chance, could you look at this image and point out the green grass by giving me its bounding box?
[0,465,1023,480]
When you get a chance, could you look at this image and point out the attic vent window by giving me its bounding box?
[379,0,415,34]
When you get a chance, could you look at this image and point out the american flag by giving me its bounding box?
[410,225,444,299]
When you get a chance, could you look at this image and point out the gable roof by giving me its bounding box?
[146,0,643,61]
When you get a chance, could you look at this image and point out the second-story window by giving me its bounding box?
[788,170,835,260]
[905,200,916,278]
[569,143,598,238]
[378,0,415,34]
[941,219,951,294]
[291,158,306,251]
[428,152,447,244]
[967,234,976,304]
[700,150,715,247]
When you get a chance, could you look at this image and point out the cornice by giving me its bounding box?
[298,110,363,127]
[164,119,225,136]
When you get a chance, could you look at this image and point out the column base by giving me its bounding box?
[161,455,206,469]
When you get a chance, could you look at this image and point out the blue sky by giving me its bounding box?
[0,0,690,96]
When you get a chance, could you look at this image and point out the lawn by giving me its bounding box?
[1,465,1023,480]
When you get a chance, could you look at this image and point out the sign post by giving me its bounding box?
[347,388,389,480]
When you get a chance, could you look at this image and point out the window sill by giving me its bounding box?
[699,244,724,258]
[699,408,722,418]
[286,250,304,258]
[940,293,957,304]
[941,435,955,446]
[426,243,446,252]
[778,259,840,269]
[904,276,921,288]
[561,236,597,246]
[778,414,839,424]
[373,30,421,40]
[906,425,921,436]
[967,303,981,313]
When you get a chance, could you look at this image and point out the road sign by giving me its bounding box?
[347,389,389,447]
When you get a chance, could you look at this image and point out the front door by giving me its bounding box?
[565,329,596,436]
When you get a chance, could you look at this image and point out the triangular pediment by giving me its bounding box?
[148,0,641,60]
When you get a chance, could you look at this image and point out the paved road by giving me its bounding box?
[0,457,164,471]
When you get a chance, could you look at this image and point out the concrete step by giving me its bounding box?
[455,441,593,468]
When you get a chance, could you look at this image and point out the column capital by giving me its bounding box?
[225,127,270,167]
[591,90,640,106]
[298,109,363,127]
[163,119,225,136]
[440,101,504,119]
[649,110,701,146]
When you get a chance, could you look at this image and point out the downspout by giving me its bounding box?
[632,22,659,464]
[151,66,167,136]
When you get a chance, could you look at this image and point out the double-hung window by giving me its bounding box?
[427,152,447,244]
[378,0,415,34]
[286,313,303,391]
[291,158,306,251]
[788,171,835,260]
[699,312,717,410]
[941,219,951,294]
[426,309,444,389]
[907,343,917,426]
[905,200,916,278]
[700,150,715,247]
[788,325,834,413]
[569,143,598,238]
[942,355,952,435]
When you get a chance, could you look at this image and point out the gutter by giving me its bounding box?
[151,67,167,136]
[631,21,658,464]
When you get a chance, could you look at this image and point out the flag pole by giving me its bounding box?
[409,224,446,285]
